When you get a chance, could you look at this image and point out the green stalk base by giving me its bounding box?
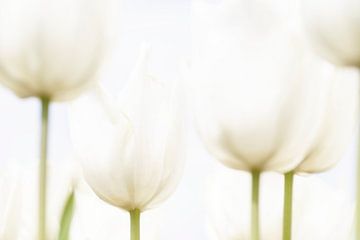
[283,171,294,240]
[130,209,140,240]
[251,170,260,240]
[39,97,50,240]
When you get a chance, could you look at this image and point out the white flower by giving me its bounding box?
[207,167,354,240]
[0,163,77,239]
[0,0,109,101]
[191,0,358,173]
[294,69,358,173]
[302,0,360,67]
[69,46,185,211]
[0,162,76,240]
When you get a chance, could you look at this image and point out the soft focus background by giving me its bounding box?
[0,0,356,239]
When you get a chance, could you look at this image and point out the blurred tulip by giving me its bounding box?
[302,1,360,238]
[0,163,77,239]
[0,1,117,238]
[294,71,358,173]
[207,167,354,240]
[0,166,22,239]
[302,0,360,67]
[191,0,358,173]
[192,1,358,239]
[69,46,184,212]
[0,162,160,240]
[0,0,109,101]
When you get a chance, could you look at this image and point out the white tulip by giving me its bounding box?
[0,162,160,240]
[0,0,110,101]
[69,46,185,212]
[191,0,358,173]
[207,167,354,240]
[295,68,358,173]
[302,0,360,67]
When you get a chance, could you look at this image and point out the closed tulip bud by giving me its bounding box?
[191,0,358,173]
[302,0,360,67]
[0,0,110,101]
[207,168,354,240]
[69,46,185,212]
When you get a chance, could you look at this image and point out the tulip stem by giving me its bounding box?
[283,171,294,240]
[251,170,260,240]
[130,209,140,240]
[39,97,50,240]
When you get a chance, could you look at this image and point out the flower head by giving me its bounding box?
[302,0,360,67]
[0,0,110,101]
[70,46,185,211]
[191,0,358,173]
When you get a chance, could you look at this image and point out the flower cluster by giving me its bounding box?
[0,0,359,239]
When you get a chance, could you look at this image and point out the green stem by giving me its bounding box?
[251,170,260,240]
[39,98,50,240]
[283,171,294,240]
[130,209,140,240]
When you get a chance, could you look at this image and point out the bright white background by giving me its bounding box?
[0,0,357,239]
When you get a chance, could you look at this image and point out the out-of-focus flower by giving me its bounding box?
[207,167,354,240]
[191,0,358,173]
[0,166,22,239]
[302,0,360,67]
[0,163,77,239]
[69,46,185,212]
[294,71,358,173]
[0,162,160,240]
[0,0,110,101]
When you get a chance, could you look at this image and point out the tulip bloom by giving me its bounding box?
[302,0,360,238]
[0,1,110,238]
[70,47,184,239]
[0,0,106,101]
[207,168,354,240]
[192,0,357,174]
[302,0,360,68]
[192,0,358,239]
[192,0,309,173]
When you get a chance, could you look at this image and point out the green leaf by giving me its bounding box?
[58,191,75,240]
